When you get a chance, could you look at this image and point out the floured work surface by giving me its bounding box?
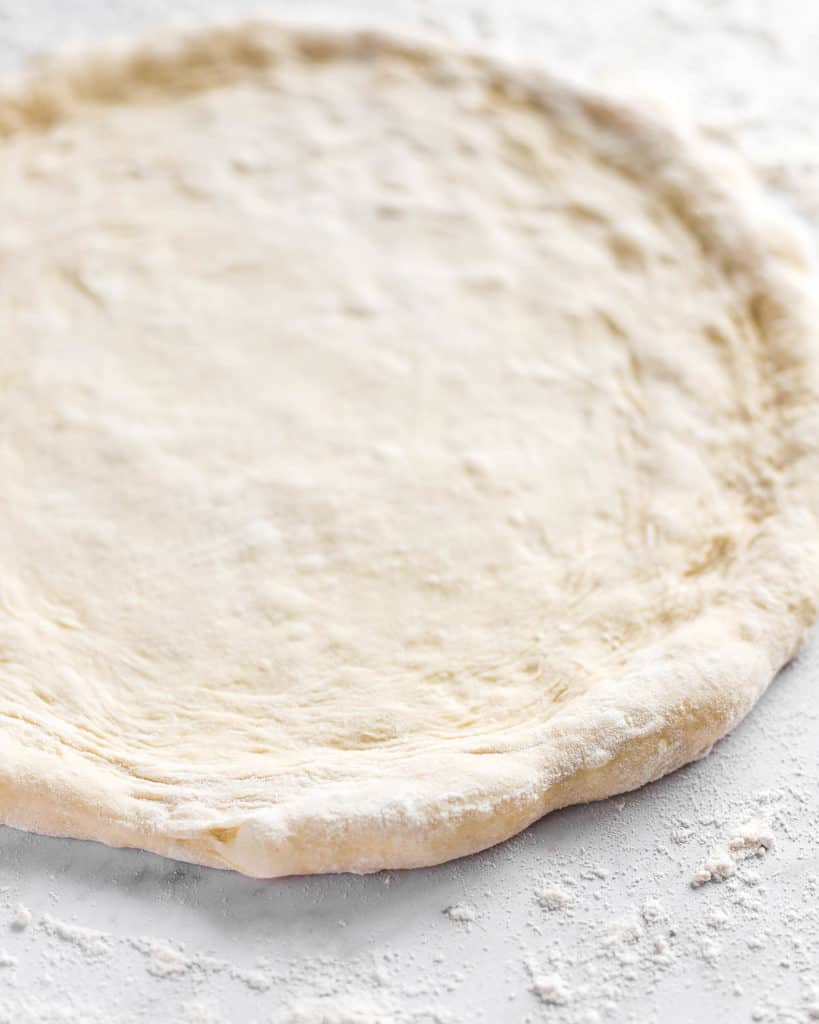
[0,24,818,877]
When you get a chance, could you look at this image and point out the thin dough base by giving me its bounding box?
[0,24,818,876]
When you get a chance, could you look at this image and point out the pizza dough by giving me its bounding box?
[1,24,818,878]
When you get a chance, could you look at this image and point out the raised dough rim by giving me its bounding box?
[1,21,818,877]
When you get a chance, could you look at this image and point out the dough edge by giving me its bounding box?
[1,21,818,877]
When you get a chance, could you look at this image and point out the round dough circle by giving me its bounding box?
[1,24,818,877]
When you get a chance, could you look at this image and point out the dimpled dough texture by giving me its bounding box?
[1,25,818,878]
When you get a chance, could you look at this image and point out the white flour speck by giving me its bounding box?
[532,973,571,1005]
[443,904,476,923]
[641,899,666,924]
[705,908,730,930]
[537,885,572,911]
[134,938,191,978]
[40,915,111,958]
[692,821,774,887]
[10,904,31,931]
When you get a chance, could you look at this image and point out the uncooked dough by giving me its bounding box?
[1,24,818,877]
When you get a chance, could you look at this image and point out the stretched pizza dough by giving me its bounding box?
[1,24,818,877]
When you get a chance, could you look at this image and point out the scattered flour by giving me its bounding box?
[0,993,108,1024]
[231,967,271,992]
[691,821,774,887]
[130,938,191,978]
[10,905,31,932]
[278,994,390,1023]
[640,899,666,924]
[532,973,571,1006]
[443,904,476,924]
[705,907,730,930]
[179,999,223,1024]
[0,951,17,968]
[40,915,112,958]
[604,914,643,947]
[128,936,272,992]
[699,937,722,965]
[537,885,572,911]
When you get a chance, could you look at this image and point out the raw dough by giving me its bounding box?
[0,24,818,877]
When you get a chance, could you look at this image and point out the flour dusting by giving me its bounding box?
[130,938,191,979]
[10,904,31,932]
[40,915,111,958]
[443,904,476,923]
[532,973,571,1005]
[692,821,774,887]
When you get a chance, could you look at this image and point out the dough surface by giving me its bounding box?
[1,24,818,877]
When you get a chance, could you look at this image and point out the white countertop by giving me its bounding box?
[1,3,818,1022]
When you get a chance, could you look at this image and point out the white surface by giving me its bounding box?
[1,2,818,1022]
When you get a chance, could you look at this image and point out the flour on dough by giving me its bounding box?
[0,24,817,877]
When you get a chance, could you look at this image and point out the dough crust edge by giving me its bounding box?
[1,21,818,877]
